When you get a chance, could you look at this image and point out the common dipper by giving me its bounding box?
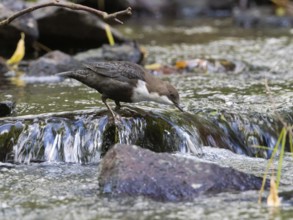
[57,61,184,118]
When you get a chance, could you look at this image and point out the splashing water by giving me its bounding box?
[1,109,203,164]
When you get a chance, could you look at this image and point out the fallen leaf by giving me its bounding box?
[7,32,25,66]
[267,177,281,207]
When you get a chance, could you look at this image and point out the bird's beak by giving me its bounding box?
[174,103,185,112]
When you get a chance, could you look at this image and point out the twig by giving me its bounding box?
[0,0,132,26]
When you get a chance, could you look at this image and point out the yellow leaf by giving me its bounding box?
[145,63,161,70]
[104,24,115,46]
[267,177,281,207]
[7,32,25,65]
[276,7,286,16]
[175,60,188,69]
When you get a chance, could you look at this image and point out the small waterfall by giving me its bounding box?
[174,125,203,156]
[1,108,288,163]
[0,110,204,164]
[4,114,111,163]
[117,117,147,145]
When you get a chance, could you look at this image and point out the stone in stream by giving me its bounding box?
[1,0,132,59]
[28,43,145,76]
[30,0,128,53]
[98,144,267,202]
[28,50,81,76]
[0,101,15,117]
[74,41,145,64]
[0,57,9,74]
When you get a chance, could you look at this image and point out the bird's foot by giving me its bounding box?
[114,101,122,111]
[114,105,121,111]
[108,112,122,126]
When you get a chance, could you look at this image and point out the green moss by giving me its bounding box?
[100,122,118,157]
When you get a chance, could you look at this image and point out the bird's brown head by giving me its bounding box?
[166,84,184,112]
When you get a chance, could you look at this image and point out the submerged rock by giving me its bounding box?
[0,101,15,117]
[99,144,266,201]
[0,106,288,162]
[0,108,201,163]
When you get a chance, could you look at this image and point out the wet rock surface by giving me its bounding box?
[1,3,293,218]
[74,41,145,64]
[26,43,145,76]
[102,42,145,64]
[0,101,15,117]
[99,144,266,201]
[0,154,291,220]
[2,101,289,162]
[0,12,293,220]
[0,109,202,163]
[0,0,131,58]
[31,3,127,52]
[28,50,81,76]
[0,87,290,161]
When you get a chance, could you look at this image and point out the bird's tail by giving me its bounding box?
[56,69,90,83]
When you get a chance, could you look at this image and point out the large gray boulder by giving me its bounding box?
[99,144,267,201]
[31,0,128,52]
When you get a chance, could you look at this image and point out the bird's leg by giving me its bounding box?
[114,100,121,111]
[101,96,116,120]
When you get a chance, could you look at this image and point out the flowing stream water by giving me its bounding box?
[1,18,293,219]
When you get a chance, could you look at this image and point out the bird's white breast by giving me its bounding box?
[131,80,173,105]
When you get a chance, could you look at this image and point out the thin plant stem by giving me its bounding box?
[258,127,285,203]
[276,127,287,188]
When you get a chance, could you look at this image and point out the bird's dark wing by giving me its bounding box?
[83,61,146,81]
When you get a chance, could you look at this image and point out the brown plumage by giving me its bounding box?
[57,61,184,118]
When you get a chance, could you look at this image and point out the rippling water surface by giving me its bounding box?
[1,18,293,219]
